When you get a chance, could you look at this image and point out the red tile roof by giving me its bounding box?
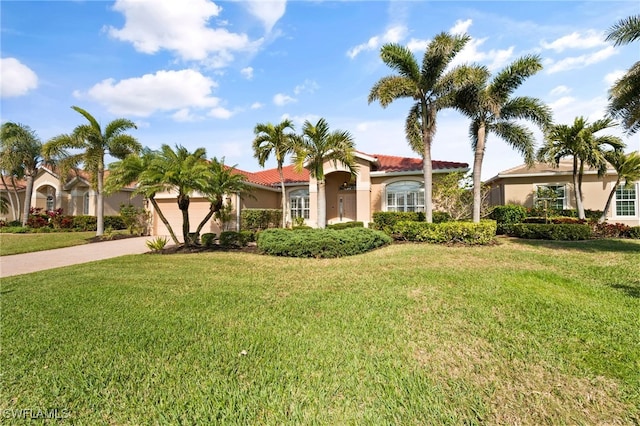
[234,152,467,187]
[371,154,468,172]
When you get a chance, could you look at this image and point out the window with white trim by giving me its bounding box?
[46,195,54,212]
[83,192,90,215]
[534,184,565,211]
[290,189,310,219]
[386,181,425,212]
[615,183,637,216]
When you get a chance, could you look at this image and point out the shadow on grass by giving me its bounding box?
[610,282,640,298]
[508,237,640,254]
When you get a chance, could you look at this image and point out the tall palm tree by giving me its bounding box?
[106,147,180,245]
[293,118,356,229]
[605,15,640,135]
[600,150,640,222]
[454,55,552,222]
[252,119,297,227]
[368,32,479,223]
[43,106,140,235]
[0,122,44,226]
[194,158,251,237]
[537,116,625,219]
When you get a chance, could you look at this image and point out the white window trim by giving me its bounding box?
[533,183,567,210]
[383,179,425,213]
[289,188,310,220]
[83,192,91,215]
[613,182,639,219]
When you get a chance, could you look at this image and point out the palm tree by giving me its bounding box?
[454,55,552,222]
[605,15,640,135]
[106,148,180,245]
[43,106,140,235]
[252,119,297,227]
[368,32,479,223]
[600,150,640,222]
[0,122,44,226]
[194,158,251,237]
[293,118,356,229]
[537,116,625,219]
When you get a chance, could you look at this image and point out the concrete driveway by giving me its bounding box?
[0,236,150,278]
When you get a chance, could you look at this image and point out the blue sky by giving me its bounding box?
[1,0,639,180]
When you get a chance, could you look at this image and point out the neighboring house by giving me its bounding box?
[486,160,640,226]
[151,151,469,238]
[0,166,143,222]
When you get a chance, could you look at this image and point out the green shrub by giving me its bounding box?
[491,204,527,234]
[327,221,364,230]
[432,211,452,223]
[72,216,97,231]
[201,233,217,248]
[120,204,150,235]
[104,215,126,230]
[146,236,169,252]
[220,231,241,248]
[257,227,392,258]
[239,230,255,245]
[511,223,592,240]
[6,220,22,227]
[371,212,424,233]
[0,226,30,233]
[629,226,640,239]
[241,209,283,231]
[393,220,497,245]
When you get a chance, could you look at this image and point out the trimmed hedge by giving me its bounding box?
[491,204,527,235]
[392,220,497,245]
[327,221,364,230]
[511,223,592,240]
[257,227,392,258]
[241,209,282,231]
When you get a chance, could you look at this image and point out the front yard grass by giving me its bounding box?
[0,232,96,256]
[1,238,639,424]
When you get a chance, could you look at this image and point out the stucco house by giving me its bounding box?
[0,166,143,222]
[150,151,469,238]
[486,160,639,226]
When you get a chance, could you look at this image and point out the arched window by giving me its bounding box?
[83,192,90,215]
[385,181,424,212]
[290,189,310,219]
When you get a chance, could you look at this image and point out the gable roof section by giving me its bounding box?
[235,165,309,187]
[371,154,469,173]
[485,160,616,184]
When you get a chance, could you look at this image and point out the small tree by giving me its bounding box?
[534,186,561,223]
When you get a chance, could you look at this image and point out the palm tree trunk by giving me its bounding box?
[279,167,287,228]
[178,194,191,246]
[472,122,486,223]
[21,172,35,227]
[422,106,434,223]
[149,197,179,245]
[317,180,326,229]
[577,159,586,219]
[600,178,620,223]
[195,196,223,236]
[572,157,585,220]
[96,163,105,236]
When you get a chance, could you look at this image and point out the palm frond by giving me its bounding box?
[491,121,536,166]
[379,43,421,82]
[488,55,543,105]
[605,15,640,46]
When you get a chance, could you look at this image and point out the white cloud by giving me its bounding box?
[549,85,571,97]
[0,57,38,98]
[76,69,222,117]
[347,25,407,59]
[450,19,472,35]
[208,107,233,119]
[240,66,254,80]
[107,0,260,67]
[546,46,617,74]
[241,0,286,33]
[604,69,625,86]
[281,113,321,127]
[273,93,296,106]
[172,108,198,122]
[452,37,514,71]
[293,79,319,95]
[540,30,606,52]
[250,102,264,109]
[407,38,429,52]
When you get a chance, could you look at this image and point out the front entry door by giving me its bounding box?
[337,192,356,222]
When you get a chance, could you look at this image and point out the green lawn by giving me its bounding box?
[0,232,96,256]
[1,238,639,424]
